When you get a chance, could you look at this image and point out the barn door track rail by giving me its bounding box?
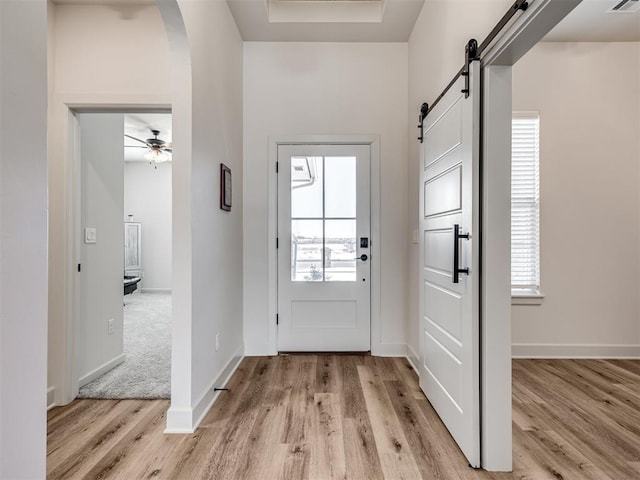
[417,0,529,142]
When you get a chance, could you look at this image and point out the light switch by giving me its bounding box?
[412,229,419,244]
[85,228,97,244]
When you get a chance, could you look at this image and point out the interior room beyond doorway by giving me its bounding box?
[76,112,172,400]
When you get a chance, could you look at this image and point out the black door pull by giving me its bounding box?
[453,224,469,283]
[355,254,368,261]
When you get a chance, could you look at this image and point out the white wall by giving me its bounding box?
[48,3,171,405]
[512,42,640,357]
[243,42,408,355]
[124,161,172,291]
[77,113,125,384]
[0,0,48,477]
[161,0,244,431]
[407,0,513,363]
[51,4,171,96]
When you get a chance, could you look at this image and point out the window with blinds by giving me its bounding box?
[512,113,540,294]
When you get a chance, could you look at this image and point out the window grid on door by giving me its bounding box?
[290,156,357,282]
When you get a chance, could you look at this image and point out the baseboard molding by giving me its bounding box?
[512,343,640,359]
[406,343,420,373]
[164,407,195,434]
[165,343,245,434]
[78,353,126,387]
[373,342,408,357]
[47,386,56,411]
[140,288,172,294]
[244,349,277,356]
[192,343,245,428]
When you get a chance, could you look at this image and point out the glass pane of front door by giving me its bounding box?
[290,155,357,282]
[291,219,323,281]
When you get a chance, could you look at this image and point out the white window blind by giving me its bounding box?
[512,113,540,293]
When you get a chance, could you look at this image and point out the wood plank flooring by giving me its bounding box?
[47,356,640,479]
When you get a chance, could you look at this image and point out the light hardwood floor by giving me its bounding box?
[47,356,640,479]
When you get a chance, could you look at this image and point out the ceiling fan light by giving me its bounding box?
[144,148,169,165]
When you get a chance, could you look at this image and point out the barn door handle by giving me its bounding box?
[453,224,469,284]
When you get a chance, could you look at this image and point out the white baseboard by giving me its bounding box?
[512,343,640,359]
[78,353,126,387]
[165,343,245,434]
[140,288,172,294]
[373,342,408,357]
[244,349,277,356]
[406,343,420,373]
[192,344,245,428]
[164,408,194,434]
[47,386,56,411]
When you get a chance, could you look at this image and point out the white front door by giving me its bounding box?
[419,62,481,466]
[277,144,371,351]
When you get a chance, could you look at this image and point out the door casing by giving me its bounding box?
[56,101,171,406]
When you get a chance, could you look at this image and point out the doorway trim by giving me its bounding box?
[476,0,581,470]
[54,96,171,406]
[267,135,381,356]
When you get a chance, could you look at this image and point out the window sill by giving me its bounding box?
[511,290,544,306]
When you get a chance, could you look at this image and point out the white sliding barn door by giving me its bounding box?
[419,62,481,467]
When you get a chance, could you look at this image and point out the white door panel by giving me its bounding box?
[290,300,357,329]
[424,281,462,344]
[419,61,481,467]
[278,144,371,351]
[423,97,464,168]
[424,167,462,217]
[423,229,454,273]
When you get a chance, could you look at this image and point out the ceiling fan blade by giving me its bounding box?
[164,148,173,153]
[125,145,148,149]
[124,134,150,146]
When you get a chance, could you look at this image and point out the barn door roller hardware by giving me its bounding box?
[417,0,529,138]
[461,39,478,98]
[417,102,429,143]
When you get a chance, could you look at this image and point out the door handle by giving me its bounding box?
[355,254,368,261]
[453,224,469,284]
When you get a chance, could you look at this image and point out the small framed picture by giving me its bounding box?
[220,163,232,212]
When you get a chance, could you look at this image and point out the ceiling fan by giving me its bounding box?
[125,129,172,167]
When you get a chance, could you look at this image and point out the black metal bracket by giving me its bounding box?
[214,387,229,392]
[461,39,478,98]
[417,102,429,143]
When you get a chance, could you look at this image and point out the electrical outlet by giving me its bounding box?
[108,318,114,335]
[215,333,220,352]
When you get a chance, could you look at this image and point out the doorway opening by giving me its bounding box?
[73,111,172,400]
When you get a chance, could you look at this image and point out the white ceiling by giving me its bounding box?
[226,0,425,42]
[544,0,640,41]
[124,113,172,162]
[52,0,155,4]
[51,0,640,43]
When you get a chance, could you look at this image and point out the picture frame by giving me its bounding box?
[220,163,232,212]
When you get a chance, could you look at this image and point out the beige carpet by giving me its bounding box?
[78,292,171,399]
